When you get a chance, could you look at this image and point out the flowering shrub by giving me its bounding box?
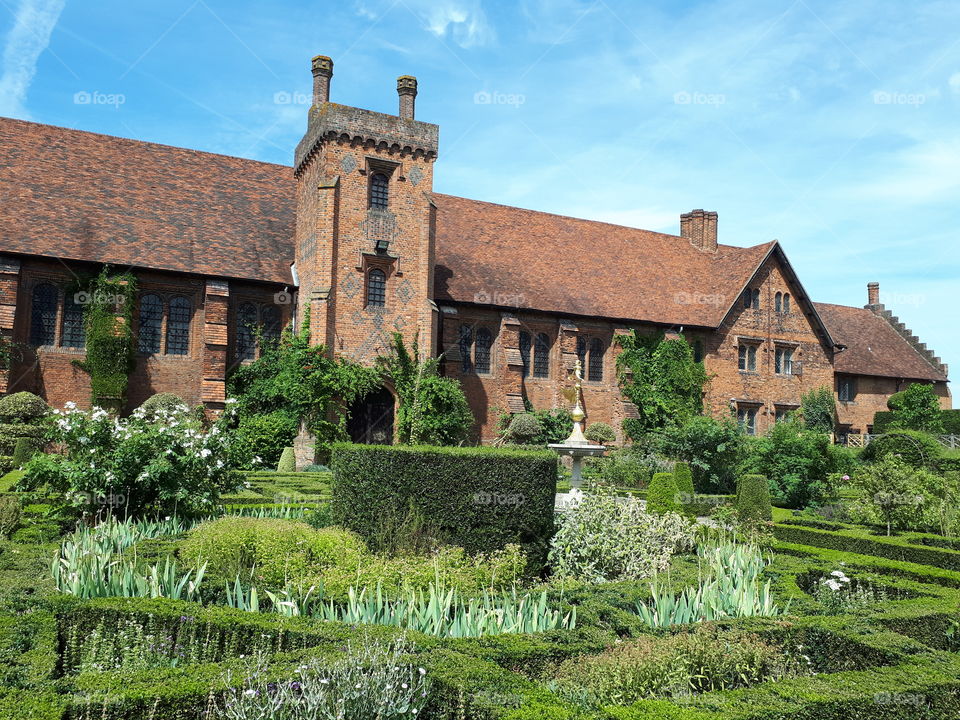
[217,639,430,720]
[813,569,887,613]
[20,402,236,518]
[549,483,694,582]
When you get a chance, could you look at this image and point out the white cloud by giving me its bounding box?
[412,0,494,48]
[950,72,960,94]
[0,0,67,119]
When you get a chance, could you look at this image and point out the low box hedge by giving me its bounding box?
[330,443,557,563]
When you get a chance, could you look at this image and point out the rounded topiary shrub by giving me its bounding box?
[0,392,48,423]
[646,471,681,515]
[507,413,542,445]
[584,422,616,445]
[277,446,296,472]
[137,392,188,420]
[736,474,772,522]
[862,429,941,469]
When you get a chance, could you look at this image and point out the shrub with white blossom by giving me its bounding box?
[217,639,430,720]
[549,483,695,583]
[813,569,887,613]
[20,401,237,519]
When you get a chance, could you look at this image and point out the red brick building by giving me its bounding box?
[0,56,950,443]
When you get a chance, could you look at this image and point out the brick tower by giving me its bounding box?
[293,55,439,365]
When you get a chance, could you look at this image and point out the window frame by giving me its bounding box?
[737,405,758,435]
[165,296,192,356]
[533,332,550,379]
[366,268,387,308]
[738,342,758,372]
[774,346,794,375]
[588,337,604,382]
[518,330,531,379]
[458,324,473,373]
[29,283,59,348]
[368,172,390,210]
[838,376,857,403]
[474,327,493,375]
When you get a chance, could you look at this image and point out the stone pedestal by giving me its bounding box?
[292,423,316,470]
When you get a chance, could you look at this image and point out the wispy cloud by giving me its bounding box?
[0,0,67,119]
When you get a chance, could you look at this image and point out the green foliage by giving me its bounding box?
[331,443,557,565]
[888,382,945,433]
[11,436,39,468]
[647,472,681,515]
[0,392,48,422]
[657,416,747,494]
[0,495,20,538]
[862,429,943,469]
[21,402,235,519]
[584,421,616,445]
[596,446,672,488]
[617,332,709,437]
[375,332,474,446]
[0,423,44,456]
[178,516,366,588]
[673,462,694,495]
[548,483,693,582]
[227,410,298,470]
[846,456,957,536]
[736,474,772,522]
[72,269,137,411]
[227,308,379,456]
[801,386,836,433]
[553,625,805,705]
[276,446,296,472]
[137,393,187,419]
[742,417,837,509]
[506,413,542,444]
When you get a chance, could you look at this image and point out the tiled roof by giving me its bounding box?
[432,193,775,327]
[815,302,947,382]
[0,117,295,285]
[0,117,947,382]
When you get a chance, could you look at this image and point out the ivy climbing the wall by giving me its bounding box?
[72,268,137,413]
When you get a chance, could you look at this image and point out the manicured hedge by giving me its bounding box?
[874,408,960,435]
[330,444,557,562]
[773,522,960,572]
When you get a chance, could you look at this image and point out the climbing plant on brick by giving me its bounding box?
[73,269,137,412]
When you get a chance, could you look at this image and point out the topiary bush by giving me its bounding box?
[584,422,616,445]
[137,392,187,420]
[11,436,39,468]
[862,429,942,469]
[672,462,695,516]
[646,472,681,515]
[506,413,542,445]
[331,443,557,565]
[0,423,45,456]
[276,447,296,472]
[0,391,48,423]
[736,474,772,522]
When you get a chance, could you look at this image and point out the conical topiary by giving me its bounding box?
[277,447,297,473]
[646,471,681,515]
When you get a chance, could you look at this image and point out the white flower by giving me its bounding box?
[824,579,841,591]
[831,570,847,579]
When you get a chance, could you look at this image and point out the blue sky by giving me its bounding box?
[1,0,958,380]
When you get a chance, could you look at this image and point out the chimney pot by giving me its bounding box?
[397,75,417,119]
[867,281,880,306]
[680,209,718,252]
[311,55,333,105]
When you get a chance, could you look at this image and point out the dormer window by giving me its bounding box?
[369,172,389,209]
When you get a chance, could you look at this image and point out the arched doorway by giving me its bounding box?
[347,386,395,444]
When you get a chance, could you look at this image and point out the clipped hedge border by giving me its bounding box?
[773,523,960,572]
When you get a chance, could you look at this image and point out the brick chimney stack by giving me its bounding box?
[867,281,880,307]
[680,209,718,252]
[397,76,417,119]
[311,55,333,105]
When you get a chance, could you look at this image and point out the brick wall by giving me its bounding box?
[836,376,952,433]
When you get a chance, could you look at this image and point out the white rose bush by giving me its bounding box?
[20,401,237,519]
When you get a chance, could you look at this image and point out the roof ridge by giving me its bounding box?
[433,192,772,252]
[0,115,292,171]
[868,304,949,378]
